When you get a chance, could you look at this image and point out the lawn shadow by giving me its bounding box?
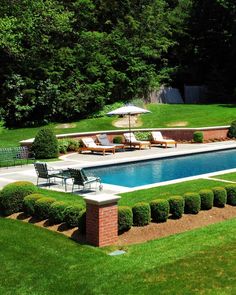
[218,104,236,108]
[70,229,87,244]
[16,212,29,220]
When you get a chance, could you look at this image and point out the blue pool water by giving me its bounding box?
[85,149,236,187]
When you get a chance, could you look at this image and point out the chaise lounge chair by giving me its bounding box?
[80,137,116,156]
[96,134,125,151]
[151,131,177,148]
[123,132,151,149]
[68,168,102,192]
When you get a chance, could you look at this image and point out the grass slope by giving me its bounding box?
[211,172,236,182]
[38,188,85,206]
[1,217,236,294]
[1,104,236,147]
[119,178,225,206]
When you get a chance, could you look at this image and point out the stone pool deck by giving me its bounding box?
[1,141,236,196]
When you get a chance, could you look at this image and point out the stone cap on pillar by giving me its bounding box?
[84,194,121,205]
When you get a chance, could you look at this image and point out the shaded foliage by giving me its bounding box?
[0,0,190,127]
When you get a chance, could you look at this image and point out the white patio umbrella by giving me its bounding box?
[107,105,151,147]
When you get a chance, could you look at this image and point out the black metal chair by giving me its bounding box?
[34,162,61,187]
[68,168,102,192]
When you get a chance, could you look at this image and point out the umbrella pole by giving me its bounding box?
[129,113,131,149]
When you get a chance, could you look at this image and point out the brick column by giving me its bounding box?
[84,194,121,247]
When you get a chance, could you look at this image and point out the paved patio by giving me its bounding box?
[1,141,236,196]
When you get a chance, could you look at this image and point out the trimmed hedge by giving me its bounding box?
[150,199,169,222]
[168,195,184,219]
[132,202,151,226]
[23,194,44,216]
[113,136,123,144]
[193,131,203,143]
[0,181,37,215]
[228,120,236,138]
[212,187,227,208]
[225,185,236,206]
[34,197,56,219]
[118,206,133,232]
[49,201,68,224]
[183,192,201,214]
[64,205,85,227]
[199,189,214,210]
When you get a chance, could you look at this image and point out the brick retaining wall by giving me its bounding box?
[20,126,230,146]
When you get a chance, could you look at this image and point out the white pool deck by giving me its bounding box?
[1,141,236,197]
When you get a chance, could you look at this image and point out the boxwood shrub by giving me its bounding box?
[199,189,214,210]
[168,196,184,219]
[183,192,201,214]
[193,131,203,143]
[225,185,236,206]
[132,202,151,226]
[23,193,44,216]
[150,199,169,222]
[64,205,85,227]
[228,120,236,138]
[118,206,133,232]
[113,136,123,144]
[49,201,68,224]
[0,181,37,215]
[34,197,56,219]
[212,187,227,207]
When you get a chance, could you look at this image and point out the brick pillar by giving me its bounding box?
[84,194,121,247]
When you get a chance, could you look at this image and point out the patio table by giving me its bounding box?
[55,169,72,192]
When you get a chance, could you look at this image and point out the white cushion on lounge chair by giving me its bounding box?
[97,134,112,146]
[81,137,114,149]
[151,132,173,142]
[123,132,137,143]
[97,134,124,148]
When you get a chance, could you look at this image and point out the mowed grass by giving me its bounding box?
[1,104,236,147]
[1,217,236,294]
[211,172,236,182]
[37,188,85,207]
[119,178,226,206]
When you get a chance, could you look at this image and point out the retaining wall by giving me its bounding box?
[20,126,230,146]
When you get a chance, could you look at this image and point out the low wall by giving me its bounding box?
[20,126,230,147]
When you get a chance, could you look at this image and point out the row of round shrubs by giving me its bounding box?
[23,194,86,232]
[118,185,236,232]
[0,181,86,233]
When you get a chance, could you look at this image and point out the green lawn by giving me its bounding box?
[17,178,229,208]
[210,172,236,182]
[119,178,226,206]
[1,217,236,294]
[1,104,236,147]
[38,188,85,207]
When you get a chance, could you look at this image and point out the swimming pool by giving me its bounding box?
[85,149,236,187]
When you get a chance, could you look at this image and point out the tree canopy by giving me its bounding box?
[0,0,235,127]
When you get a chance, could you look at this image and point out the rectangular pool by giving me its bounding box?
[85,149,236,187]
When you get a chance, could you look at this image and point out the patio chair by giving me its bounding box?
[68,168,102,192]
[150,131,177,148]
[34,162,61,187]
[96,134,125,151]
[123,132,151,149]
[80,137,116,156]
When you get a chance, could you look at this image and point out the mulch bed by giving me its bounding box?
[7,205,236,246]
[118,205,236,245]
